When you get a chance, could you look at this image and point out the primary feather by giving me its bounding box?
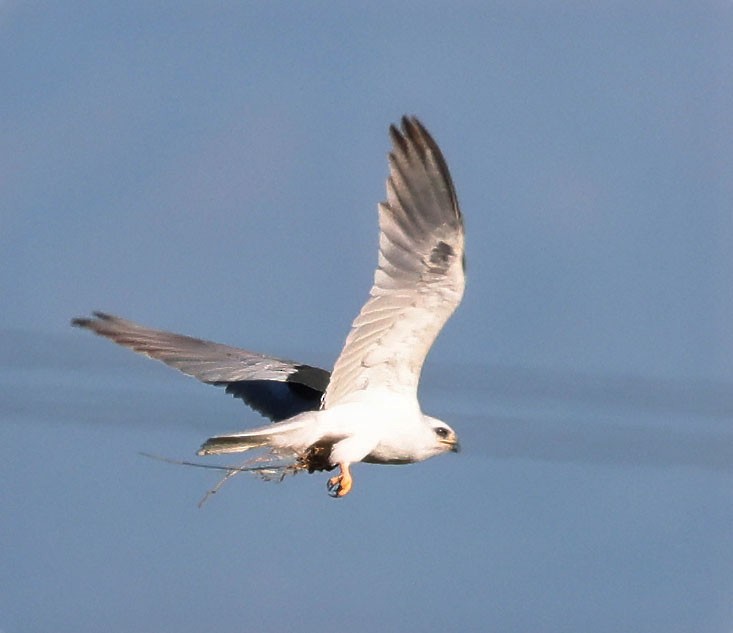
[323,117,465,407]
[72,312,328,422]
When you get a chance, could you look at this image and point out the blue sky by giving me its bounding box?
[1,3,732,632]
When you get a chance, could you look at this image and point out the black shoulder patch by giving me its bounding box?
[216,380,323,422]
[209,364,330,423]
[288,364,330,392]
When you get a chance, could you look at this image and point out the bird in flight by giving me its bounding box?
[73,116,465,498]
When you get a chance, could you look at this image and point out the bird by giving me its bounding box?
[73,116,465,498]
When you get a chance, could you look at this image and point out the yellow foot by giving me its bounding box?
[326,464,353,498]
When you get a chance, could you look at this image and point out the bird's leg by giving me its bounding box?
[326,463,353,498]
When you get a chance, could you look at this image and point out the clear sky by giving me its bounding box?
[2,3,732,633]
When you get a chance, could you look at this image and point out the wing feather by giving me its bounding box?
[322,117,465,407]
[72,312,329,421]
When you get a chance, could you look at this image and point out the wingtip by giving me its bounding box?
[400,114,421,128]
[388,122,407,154]
[400,114,421,136]
[71,311,117,329]
[390,115,420,141]
[71,315,91,328]
[386,114,461,225]
[389,115,439,159]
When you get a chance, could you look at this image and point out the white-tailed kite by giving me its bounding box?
[73,116,465,498]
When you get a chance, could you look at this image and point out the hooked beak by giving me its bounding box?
[440,438,461,453]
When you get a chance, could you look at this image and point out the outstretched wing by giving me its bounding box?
[72,312,329,421]
[323,117,465,408]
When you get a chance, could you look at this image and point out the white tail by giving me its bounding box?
[196,416,310,456]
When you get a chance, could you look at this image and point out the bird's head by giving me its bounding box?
[422,414,461,456]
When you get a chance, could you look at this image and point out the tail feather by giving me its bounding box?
[197,434,271,456]
[197,416,310,456]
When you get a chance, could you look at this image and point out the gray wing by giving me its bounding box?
[72,312,329,421]
[322,117,465,408]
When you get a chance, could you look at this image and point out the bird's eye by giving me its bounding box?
[435,427,449,438]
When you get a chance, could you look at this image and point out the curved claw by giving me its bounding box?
[326,477,343,497]
[326,463,353,498]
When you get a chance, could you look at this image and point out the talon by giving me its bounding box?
[326,476,342,497]
[326,463,353,498]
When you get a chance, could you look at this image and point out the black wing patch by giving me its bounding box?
[428,240,456,274]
